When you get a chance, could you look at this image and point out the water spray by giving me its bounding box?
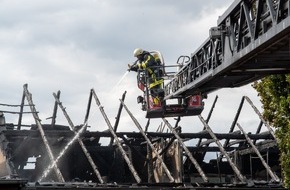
[38,121,88,182]
[110,70,129,92]
[39,65,133,182]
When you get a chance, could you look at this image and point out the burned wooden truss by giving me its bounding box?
[0,84,285,189]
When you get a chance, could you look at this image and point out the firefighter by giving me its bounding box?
[128,48,164,106]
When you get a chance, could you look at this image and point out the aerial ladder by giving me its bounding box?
[136,0,290,118]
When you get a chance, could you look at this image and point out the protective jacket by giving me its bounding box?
[130,51,163,89]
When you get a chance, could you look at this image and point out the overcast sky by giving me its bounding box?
[0,0,266,147]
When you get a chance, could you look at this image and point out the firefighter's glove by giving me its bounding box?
[127,64,131,71]
[128,64,137,72]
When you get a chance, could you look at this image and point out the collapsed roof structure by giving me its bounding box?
[1,0,290,188]
[0,84,284,189]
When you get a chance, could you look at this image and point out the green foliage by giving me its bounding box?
[253,74,290,187]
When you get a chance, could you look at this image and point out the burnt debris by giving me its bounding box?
[0,84,284,189]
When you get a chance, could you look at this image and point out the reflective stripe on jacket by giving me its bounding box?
[137,52,163,89]
[149,78,164,89]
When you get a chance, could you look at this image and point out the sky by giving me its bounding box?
[0,0,266,148]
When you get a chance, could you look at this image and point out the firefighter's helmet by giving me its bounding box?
[133,48,143,57]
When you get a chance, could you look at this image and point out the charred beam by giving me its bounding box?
[2,130,276,140]
[109,91,126,146]
[199,115,246,182]
[162,118,208,183]
[244,96,277,141]
[52,92,104,184]
[120,99,174,182]
[237,123,280,182]
[51,91,60,129]
[23,84,65,182]
[92,89,141,183]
